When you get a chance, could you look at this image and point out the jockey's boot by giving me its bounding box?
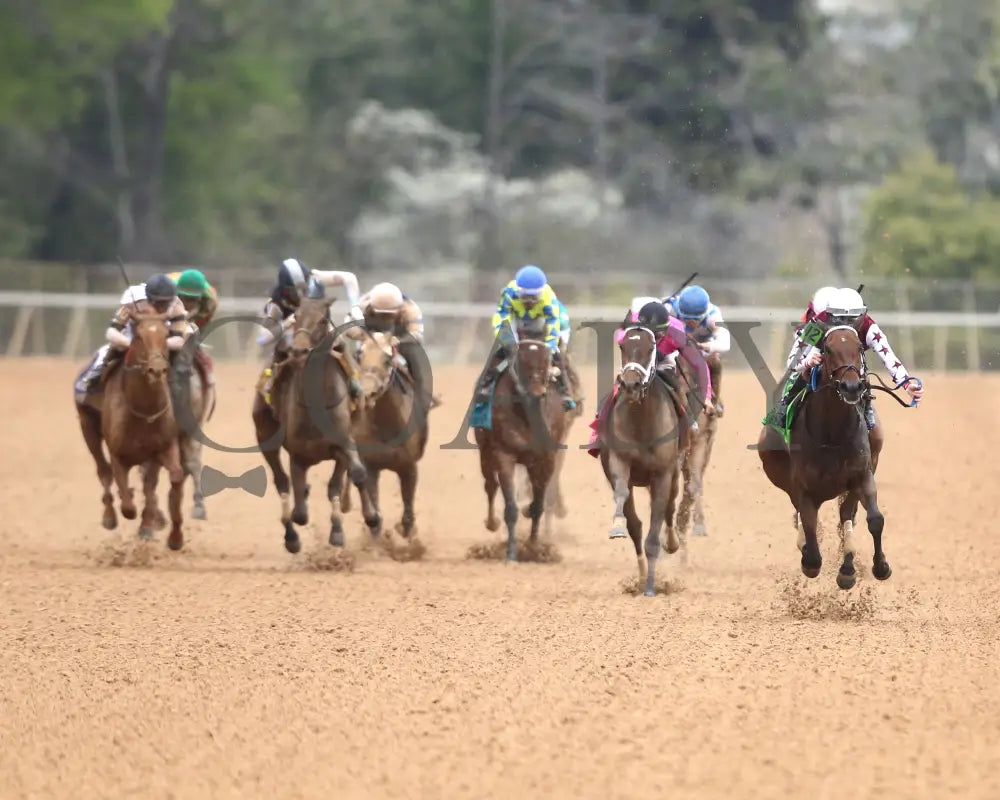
[772,372,807,427]
[551,349,577,411]
[475,353,503,404]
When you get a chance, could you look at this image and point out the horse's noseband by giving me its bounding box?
[617,326,657,401]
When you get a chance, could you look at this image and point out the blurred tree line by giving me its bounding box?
[1,0,999,279]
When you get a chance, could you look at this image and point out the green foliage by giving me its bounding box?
[858,150,1000,280]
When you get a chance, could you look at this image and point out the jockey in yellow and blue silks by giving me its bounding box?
[475,264,577,411]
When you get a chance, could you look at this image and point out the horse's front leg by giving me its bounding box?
[607,452,631,540]
[283,457,308,554]
[495,451,519,562]
[139,462,160,540]
[836,491,860,590]
[111,456,137,520]
[183,435,206,520]
[327,462,346,547]
[398,464,418,539]
[643,468,679,597]
[479,442,500,532]
[797,493,822,578]
[861,470,890,580]
[364,467,382,541]
[526,457,552,543]
[160,441,185,551]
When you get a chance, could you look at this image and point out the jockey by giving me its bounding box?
[586,300,713,455]
[168,268,218,386]
[344,281,433,411]
[475,264,576,411]
[257,257,360,351]
[772,286,925,430]
[256,258,362,403]
[784,285,838,372]
[76,274,189,396]
[665,284,730,415]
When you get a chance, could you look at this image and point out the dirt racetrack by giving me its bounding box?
[3,358,1000,799]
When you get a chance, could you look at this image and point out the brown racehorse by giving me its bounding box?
[327,329,431,544]
[757,323,889,589]
[251,296,378,554]
[674,353,718,546]
[476,331,569,562]
[598,324,683,596]
[77,313,187,549]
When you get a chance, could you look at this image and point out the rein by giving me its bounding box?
[617,326,657,398]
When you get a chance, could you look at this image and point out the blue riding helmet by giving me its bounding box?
[514,265,547,296]
[677,285,710,320]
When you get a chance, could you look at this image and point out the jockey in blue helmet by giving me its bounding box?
[475,265,577,411]
[665,284,730,415]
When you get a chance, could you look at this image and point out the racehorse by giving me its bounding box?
[327,329,430,544]
[77,312,187,549]
[757,323,890,589]
[674,353,718,544]
[251,295,379,554]
[597,324,683,596]
[475,327,570,562]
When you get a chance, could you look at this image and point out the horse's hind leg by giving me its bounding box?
[861,471,890,580]
[836,491,860,590]
[327,463,346,547]
[676,449,694,540]
[79,408,116,530]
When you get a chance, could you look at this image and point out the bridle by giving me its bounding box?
[358,328,399,404]
[810,324,867,406]
[504,323,551,398]
[122,321,172,423]
[617,325,657,401]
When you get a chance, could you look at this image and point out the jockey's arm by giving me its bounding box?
[864,319,914,388]
[540,291,561,351]
[666,325,713,402]
[106,304,132,349]
[310,269,360,308]
[400,299,425,344]
[699,308,730,354]
[256,297,287,346]
[491,286,515,335]
[165,297,190,351]
[201,285,219,325]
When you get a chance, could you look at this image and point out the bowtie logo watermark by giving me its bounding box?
[201,465,267,498]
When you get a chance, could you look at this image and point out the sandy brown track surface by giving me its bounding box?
[2,358,1000,799]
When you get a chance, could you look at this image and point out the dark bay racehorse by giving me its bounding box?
[328,329,431,544]
[77,312,187,549]
[758,323,889,589]
[252,296,378,554]
[476,329,569,562]
[597,325,683,596]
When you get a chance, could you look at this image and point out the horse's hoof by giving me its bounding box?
[873,562,892,581]
[692,522,707,537]
[666,540,680,555]
[284,534,301,554]
[349,464,367,486]
[167,534,183,551]
[329,528,345,548]
[292,509,308,526]
[121,507,137,521]
[643,588,656,598]
[836,571,857,591]
[485,518,500,532]
[801,566,821,579]
[191,505,206,521]
[365,514,382,533]
[521,505,531,519]
[154,510,168,530]
[102,514,117,531]
[138,526,154,541]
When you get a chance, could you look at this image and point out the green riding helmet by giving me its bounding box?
[175,268,209,298]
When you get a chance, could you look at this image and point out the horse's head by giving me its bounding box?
[513,340,552,398]
[290,296,334,360]
[819,323,866,405]
[617,325,657,402]
[126,311,171,384]
[357,330,397,407]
